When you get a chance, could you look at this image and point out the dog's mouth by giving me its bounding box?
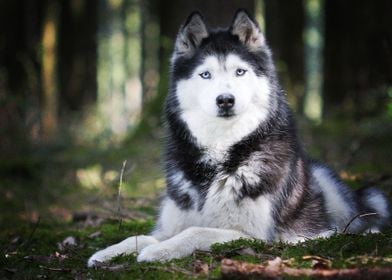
[217,109,236,118]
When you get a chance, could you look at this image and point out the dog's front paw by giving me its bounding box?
[87,250,110,267]
[137,243,183,262]
[87,247,127,267]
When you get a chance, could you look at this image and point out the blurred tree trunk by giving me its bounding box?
[140,0,160,105]
[0,0,44,151]
[264,0,305,113]
[323,0,392,118]
[303,0,323,123]
[97,0,142,138]
[41,0,59,141]
[58,0,98,115]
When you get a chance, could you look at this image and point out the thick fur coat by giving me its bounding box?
[88,10,389,266]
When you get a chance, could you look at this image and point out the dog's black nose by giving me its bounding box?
[216,94,235,109]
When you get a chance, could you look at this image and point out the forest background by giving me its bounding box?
[1,0,392,278]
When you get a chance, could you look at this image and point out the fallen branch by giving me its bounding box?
[148,264,195,277]
[3,268,17,274]
[97,263,130,272]
[39,265,72,273]
[221,258,392,279]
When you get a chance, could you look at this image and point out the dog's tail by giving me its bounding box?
[356,186,390,231]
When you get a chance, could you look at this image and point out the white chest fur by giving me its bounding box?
[199,178,274,240]
[157,173,275,241]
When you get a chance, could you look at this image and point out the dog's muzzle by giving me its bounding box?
[216,94,235,117]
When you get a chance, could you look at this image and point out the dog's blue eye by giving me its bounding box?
[236,68,247,77]
[199,71,211,79]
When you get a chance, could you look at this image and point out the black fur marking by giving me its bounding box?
[164,96,217,210]
[166,185,194,210]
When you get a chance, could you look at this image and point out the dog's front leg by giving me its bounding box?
[87,235,159,267]
[137,227,249,262]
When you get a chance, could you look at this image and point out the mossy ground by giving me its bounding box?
[2,219,392,279]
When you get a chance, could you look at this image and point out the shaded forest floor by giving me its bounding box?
[1,116,392,279]
[2,221,392,279]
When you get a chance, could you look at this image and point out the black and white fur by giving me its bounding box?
[88,10,389,266]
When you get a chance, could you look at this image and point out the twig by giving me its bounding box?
[39,265,71,272]
[148,265,195,277]
[193,249,214,257]
[117,160,127,230]
[98,205,147,220]
[19,216,41,250]
[342,212,378,234]
[221,258,392,279]
[3,268,17,274]
[97,263,130,272]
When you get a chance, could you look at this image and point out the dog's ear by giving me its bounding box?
[230,9,265,51]
[174,11,209,57]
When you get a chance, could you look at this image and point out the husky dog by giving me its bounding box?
[88,10,389,266]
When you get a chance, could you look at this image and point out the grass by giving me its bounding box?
[2,218,392,279]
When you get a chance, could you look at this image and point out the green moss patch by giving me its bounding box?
[2,220,392,279]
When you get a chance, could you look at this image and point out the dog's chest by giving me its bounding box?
[197,175,274,240]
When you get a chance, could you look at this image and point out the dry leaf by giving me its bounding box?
[58,236,77,251]
[88,231,101,239]
[302,255,332,269]
[193,260,209,275]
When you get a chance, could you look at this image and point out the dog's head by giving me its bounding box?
[167,10,282,149]
[170,10,277,122]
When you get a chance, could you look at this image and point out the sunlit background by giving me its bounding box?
[1,0,391,225]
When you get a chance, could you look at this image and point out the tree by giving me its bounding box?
[0,0,44,149]
[323,0,392,118]
[264,0,305,113]
[58,0,98,114]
